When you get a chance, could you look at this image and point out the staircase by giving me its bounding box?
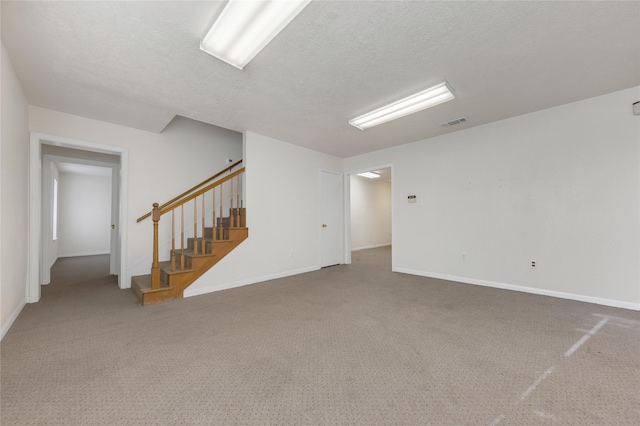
[131,162,247,305]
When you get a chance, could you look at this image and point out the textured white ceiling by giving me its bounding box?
[2,1,639,157]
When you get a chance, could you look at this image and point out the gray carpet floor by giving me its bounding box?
[1,247,639,425]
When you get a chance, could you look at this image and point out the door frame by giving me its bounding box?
[41,154,121,284]
[319,169,344,267]
[343,164,394,266]
[29,133,129,303]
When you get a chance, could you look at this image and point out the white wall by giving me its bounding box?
[350,175,391,251]
[58,171,112,257]
[1,43,30,339]
[185,132,343,297]
[29,108,243,284]
[345,87,640,309]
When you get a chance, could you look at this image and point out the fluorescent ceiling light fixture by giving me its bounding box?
[349,82,455,130]
[357,172,380,179]
[201,0,312,70]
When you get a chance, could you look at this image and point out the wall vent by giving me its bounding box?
[440,117,467,127]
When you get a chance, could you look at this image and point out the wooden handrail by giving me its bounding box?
[148,166,245,288]
[160,168,245,216]
[137,159,243,222]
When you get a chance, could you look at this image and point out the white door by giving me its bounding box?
[109,167,119,275]
[321,171,342,267]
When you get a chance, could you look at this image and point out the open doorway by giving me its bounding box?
[52,161,114,265]
[41,151,120,286]
[345,166,393,266]
[29,133,129,303]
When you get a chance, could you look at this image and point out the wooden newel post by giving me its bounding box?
[151,203,161,289]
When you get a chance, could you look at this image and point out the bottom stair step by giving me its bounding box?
[131,274,174,305]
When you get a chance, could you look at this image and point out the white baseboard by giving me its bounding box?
[1,298,26,341]
[393,268,640,311]
[184,266,320,298]
[351,243,391,252]
[60,251,110,258]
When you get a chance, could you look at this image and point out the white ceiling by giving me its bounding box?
[2,1,639,158]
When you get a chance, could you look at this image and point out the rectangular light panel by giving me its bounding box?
[201,0,312,70]
[357,172,380,179]
[349,82,455,130]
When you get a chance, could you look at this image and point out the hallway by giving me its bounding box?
[11,255,132,333]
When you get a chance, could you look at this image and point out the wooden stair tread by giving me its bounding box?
[187,238,233,244]
[159,261,194,275]
[131,274,173,293]
[172,249,214,258]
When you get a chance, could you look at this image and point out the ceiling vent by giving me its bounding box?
[440,117,467,128]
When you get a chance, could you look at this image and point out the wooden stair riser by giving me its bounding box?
[131,275,174,305]
[160,267,192,288]
[186,237,235,254]
[203,225,234,240]
[215,208,246,229]
[188,235,228,251]
[170,250,193,270]
[233,208,247,227]
[169,239,235,273]
[161,270,193,289]
[227,228,248,241]
[140,288,181,305]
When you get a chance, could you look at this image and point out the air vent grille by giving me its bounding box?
[440,117,467,128]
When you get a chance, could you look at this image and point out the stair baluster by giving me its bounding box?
[180,205,185,270]
[218,182,223,240]
[212,186,216,242]
[193,197,198,255]
[201,194,206,253]
[151,203,160,288]
[230,175,234,228]
[236,175,241,227]
[171,209,176,272]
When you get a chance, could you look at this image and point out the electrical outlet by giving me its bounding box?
[462,253,467,261]
[289,250,294,258]
[531,259,536,268]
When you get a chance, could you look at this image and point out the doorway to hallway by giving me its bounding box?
[29,133,129,303]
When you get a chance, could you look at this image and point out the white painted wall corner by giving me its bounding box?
[1,298,26,341]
